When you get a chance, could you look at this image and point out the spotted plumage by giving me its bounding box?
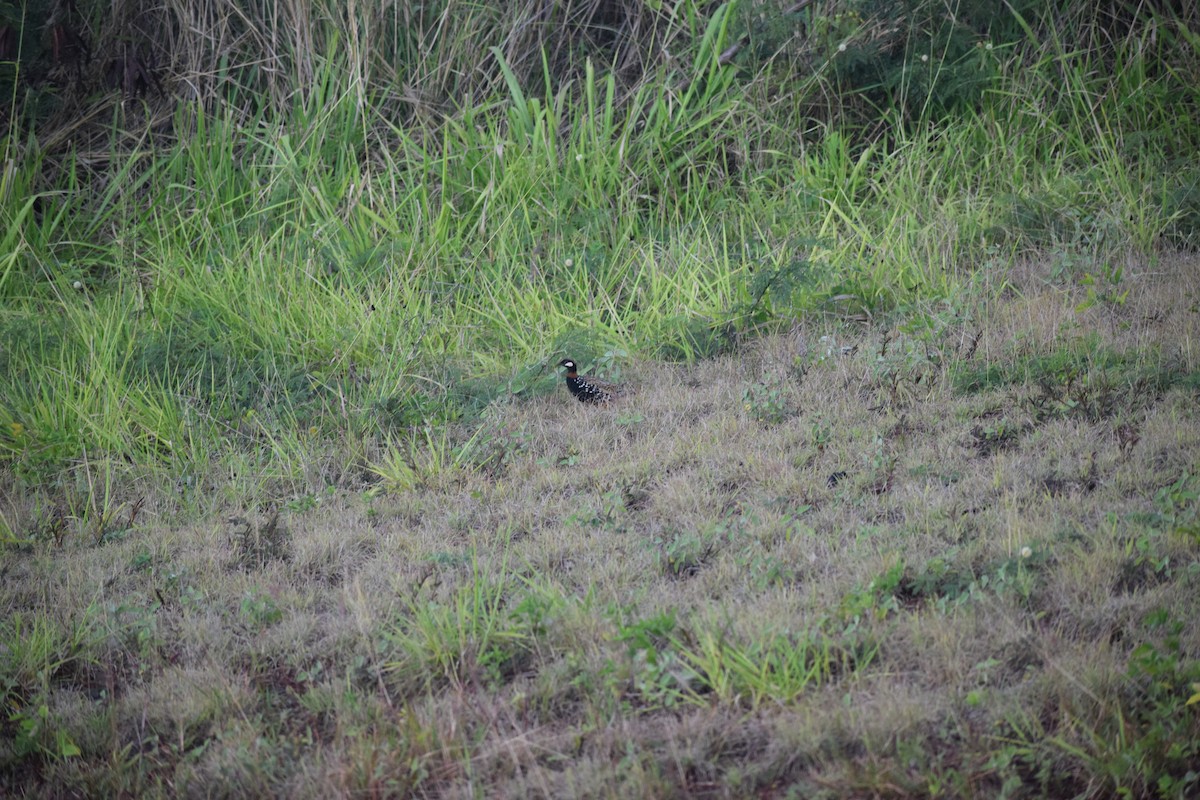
[558,358,622,404]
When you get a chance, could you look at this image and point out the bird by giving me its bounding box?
[558,358,623,404]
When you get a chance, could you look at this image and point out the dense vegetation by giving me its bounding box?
[1,0,1198,796]
[2,0,1197,498]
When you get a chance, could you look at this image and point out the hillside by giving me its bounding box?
[3,251,1198,796]
[2,1,1200,796]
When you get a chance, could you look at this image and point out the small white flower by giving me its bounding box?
[985,42,993,51]
[73,280,83,290]
[1020,546,1032,559]
[565,258,574,268]
[921,54,929,63]
[575,153,583,162]
[838,42,847,52]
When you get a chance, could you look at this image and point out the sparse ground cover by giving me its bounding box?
[2,251,1198,797]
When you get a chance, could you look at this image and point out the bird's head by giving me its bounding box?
[558,359,578,375]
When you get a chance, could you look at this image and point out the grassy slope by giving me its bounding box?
[2,3,1199,796]
[2,251,1197,797]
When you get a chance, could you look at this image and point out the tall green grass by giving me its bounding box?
[1,1,1198,518]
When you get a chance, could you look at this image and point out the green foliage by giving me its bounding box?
[648,519,748,578]
[1074,264,1129,312]
[672,621,872,707]
[838,560,906,624]
[614,609,679,659]
[367,425,484,493]
[841,550,1050,621]
[1001,177,1120,253]
[953,338,1200,424]
[0,607,102,703]
[1131,472,1200,542]
[607,608,699,709]
[8,700,82,763]
[2,0,1195,500]
[654,315,737,362]
[867,298,979,408]
[657,529,716,578]
[0,605,103,767]
[459,417,532,477]
[741,373,793,424]
[239,590,284,630]
[382,553,535,692]
[734,249,826,328]
[1046,611,1200,798]
[1163,171,1200,249]
[968,417,1025,457]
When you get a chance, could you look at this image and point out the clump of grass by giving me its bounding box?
[227,510,291,571]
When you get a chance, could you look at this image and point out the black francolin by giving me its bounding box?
[558,358,622,404]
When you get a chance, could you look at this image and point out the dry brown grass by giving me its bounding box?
[2,252,1199,798]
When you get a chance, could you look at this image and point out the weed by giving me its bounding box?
[458,417,531,477]
[657,530,714,578]
[838,561,906,625]
[954,338,1197,425]
[591,348,630,383]
[742,373,794,425]
[1152,472,1200,539]
[129,547,152,572]
[366,441,418,493]
[285,493,322,514]
[228,510,291,571]
[368,425,476,492]
[734,552,794,589]
[607,607,712,710]
[1163,173,1200,248]
[1049,611,1200,798]
[808,418,834,452]
[382,553,534,692]
[0,605,105,769]
[567,489,629,533]
[613,609,678,661]
[238,590,284,630]
[1074,263,1130,313]
[733,250,825,327]
[872,300,977,407]
[651,519,741,578]
[656,315,736,361]
[673,622,869,708]
[29,499,69,547]
[8,700,82,762]
[969,418,1024,457]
